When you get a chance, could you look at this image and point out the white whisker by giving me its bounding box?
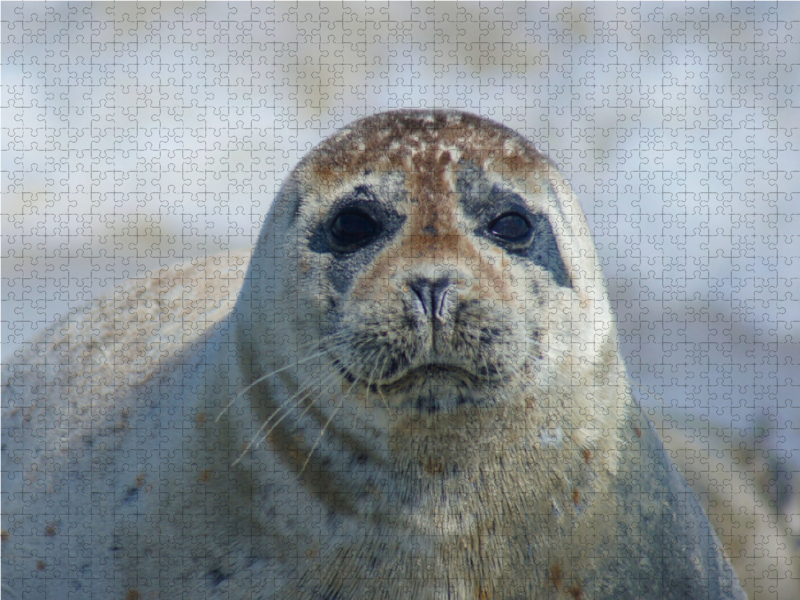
[299,372,364,475]
[231,365,342,466]
[215,338,347,422]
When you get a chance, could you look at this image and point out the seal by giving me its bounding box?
[2,110,747,599]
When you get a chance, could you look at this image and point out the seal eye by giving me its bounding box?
[329,209,379,251]
[488,213,532,243]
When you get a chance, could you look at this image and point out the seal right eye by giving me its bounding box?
[328,209,380,252]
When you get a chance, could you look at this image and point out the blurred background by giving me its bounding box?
[3,3,799,597]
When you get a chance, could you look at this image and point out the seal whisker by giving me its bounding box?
[249,339,381,455]
[256,367,343,447]
[298,372,365,475]
[346,344,389,413]
[231,366,343,466]
[367,347,390,410]
[216,338,348,422]
[376,349,394,404]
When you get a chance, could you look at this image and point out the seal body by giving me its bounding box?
[2,110,747,599]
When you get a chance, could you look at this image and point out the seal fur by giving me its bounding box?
[2,110,747,599]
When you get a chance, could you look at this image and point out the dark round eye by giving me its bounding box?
[488,213,532,243]
[329,209,379,251]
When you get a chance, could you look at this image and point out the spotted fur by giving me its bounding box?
[2,111,746,599]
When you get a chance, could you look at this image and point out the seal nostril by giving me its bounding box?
[409,277,452,320]
[409,279,432,316]
[436,287,450,319]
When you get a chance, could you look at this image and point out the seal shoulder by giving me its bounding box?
[3,250,249,437]
[2,251,249,598]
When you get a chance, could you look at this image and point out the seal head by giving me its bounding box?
[236,110,618,465]
[222,110,745,599]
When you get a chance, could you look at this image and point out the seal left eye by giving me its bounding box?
[488,212,532,243]
[329,209,380,251]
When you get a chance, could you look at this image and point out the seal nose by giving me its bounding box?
[409,277,453,321]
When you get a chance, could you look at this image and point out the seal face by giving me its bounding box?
[2,110,747,600]
[242,111,611,442]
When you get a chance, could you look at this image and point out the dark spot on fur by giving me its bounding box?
[123,486,139,504]
[384,358,402,379]
[478,327,501,345]
[414,394,441,414]
[206,568,230,587]
[125,590,141,600]
[44,524,57,536]
[478,362,500,378]
[572,488,581,505]
[568,584,584,599]
[633,425,642,438]
[424,455,445,475]
[549,564,564,591]
[582,449,592,463]
[331,359,356,384]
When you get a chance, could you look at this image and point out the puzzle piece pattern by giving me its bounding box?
[3,3,799,599]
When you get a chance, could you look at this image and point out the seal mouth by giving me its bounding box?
[376,363,500,414]
[379,363,485,390]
